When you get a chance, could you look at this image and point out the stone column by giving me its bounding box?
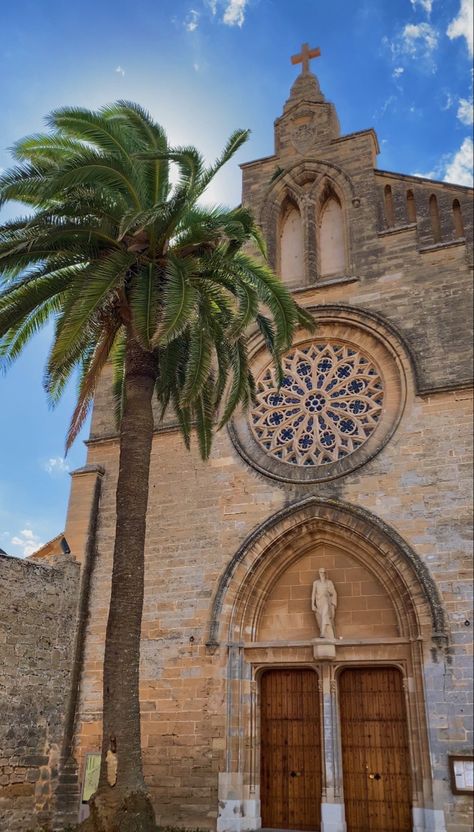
[320,663,347,832]
[302,195,318,284]
[64,464,104,566]
[217,646,261,832]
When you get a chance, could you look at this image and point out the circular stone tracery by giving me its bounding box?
[250,342,384,467]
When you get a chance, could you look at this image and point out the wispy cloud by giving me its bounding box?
[115,66,125,76]
[402,22,438,57]
[444,137,474,186]
[410,0,433,15]
[457,97,473,125]
[392,66,404,78]
[222,0,249,27]
[383,22,439,73]
[447,0,473,57]
[413,137,474,187]
[184,9,200,31]
[441,91,454,110]
[43,456,70,475]
[10,528,44,558]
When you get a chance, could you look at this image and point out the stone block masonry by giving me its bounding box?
[0,552,79,831]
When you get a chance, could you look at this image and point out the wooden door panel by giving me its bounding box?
[339,667,412,832]
[261,669,321,830]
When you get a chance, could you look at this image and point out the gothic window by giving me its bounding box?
[250,341,384,467]
[452,199,464,238]
[429,194,441,242]
[384,185,395,227]
[318,194,346,277]
[406,190,417,223]
[279,200,304,287]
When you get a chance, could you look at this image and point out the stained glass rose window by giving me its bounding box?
[250,342,384,467]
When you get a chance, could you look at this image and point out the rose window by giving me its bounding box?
[250,342,384,467]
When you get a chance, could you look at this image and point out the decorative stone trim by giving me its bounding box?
[419,238,466,253]
[377,222,417,237]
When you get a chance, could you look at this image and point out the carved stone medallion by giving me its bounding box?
[290,111,317,154]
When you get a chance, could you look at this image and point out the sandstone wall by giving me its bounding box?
[74,380,473,830]
[0,553,79,832]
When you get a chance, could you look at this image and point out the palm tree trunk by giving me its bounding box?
[86,333,157,832]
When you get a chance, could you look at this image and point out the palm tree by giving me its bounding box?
[0,102,313,831]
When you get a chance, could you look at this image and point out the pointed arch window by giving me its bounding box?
[279,199,304,287]
[318,192,346,277]
[452,199,464,238]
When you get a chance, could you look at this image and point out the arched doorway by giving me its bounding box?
[212,498,447,832]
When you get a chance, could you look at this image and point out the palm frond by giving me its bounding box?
[153,256,197,346]
[66,321,120,449]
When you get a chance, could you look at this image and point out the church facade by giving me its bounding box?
[22,51,473,832]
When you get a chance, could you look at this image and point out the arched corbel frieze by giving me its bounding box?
[206,497,447,650]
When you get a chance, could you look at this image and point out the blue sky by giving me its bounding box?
[0,0,472,557]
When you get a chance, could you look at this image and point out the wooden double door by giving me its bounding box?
[339,668,412,832]
[260,667,412,832]
[261,669,322,830]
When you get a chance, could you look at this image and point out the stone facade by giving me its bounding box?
[0,552,79,831]
[4,61,473,832]
[65,65,472,832]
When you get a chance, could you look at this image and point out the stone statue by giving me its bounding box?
[311,568,337,639]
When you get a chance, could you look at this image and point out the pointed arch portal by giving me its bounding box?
[213,498,448,832]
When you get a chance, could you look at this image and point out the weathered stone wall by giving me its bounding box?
[0,553,79,831]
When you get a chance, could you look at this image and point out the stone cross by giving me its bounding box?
[291,42,321,76]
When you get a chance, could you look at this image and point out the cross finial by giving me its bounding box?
[291,42,321,76]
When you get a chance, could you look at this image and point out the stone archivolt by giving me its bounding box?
[208,496,442,649]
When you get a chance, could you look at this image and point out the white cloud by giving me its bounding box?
[447,0,473,57]
[384,22,439,72]
[206,0,218,14]
[413,137,474,186]
[402,22,438,56]
[43,456,70,475]
[444,137,474,186]
[410,0,433,14]
[222,0,249,27]
[457,97,474,125]
[193,62,200,72]
[184,9,200,31]
[115,66,125,77]
[11,528,44,558]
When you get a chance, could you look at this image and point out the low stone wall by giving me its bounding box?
[0,552,79,831]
